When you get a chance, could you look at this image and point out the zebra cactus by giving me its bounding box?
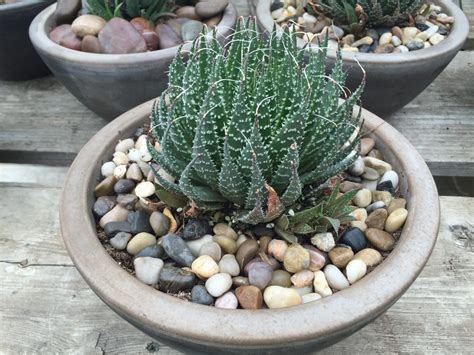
[148,18,363,225]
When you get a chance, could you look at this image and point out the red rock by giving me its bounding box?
[98,18,147,54]
[142,30,159,51]
[49,24,82,51]
[235,285,263,309]
[130,17,155,33]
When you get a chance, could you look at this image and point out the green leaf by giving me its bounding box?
[274,225,298,244]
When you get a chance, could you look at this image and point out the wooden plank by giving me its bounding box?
[0,164,473,353]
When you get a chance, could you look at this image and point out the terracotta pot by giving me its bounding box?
[0,0,54,81]
[29,3,238,119]
[255,0,469,117]
[60,99,440,353]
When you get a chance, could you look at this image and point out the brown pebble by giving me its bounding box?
[81,34,102,53]
[259,236,272,254]
[95,175,117,197]
[374,43,394,54]
[340,181,364,193]
[360,137,375,156]
[235,239,259,269]
[366,209,388,230]
[328,246,354,268]
[365,228,395,251]
[235,285,263,309]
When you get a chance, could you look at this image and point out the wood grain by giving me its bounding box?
[0,164,472,354]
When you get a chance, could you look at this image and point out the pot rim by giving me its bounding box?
[29,3,238,65]
[60,99,440,349]
[256,0,469,65]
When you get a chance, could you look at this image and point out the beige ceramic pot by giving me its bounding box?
[60,99,440,353]
[255,0,469,117]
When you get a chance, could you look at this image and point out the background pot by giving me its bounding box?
[60,99,440,353]
[256,0,469,117]
[29,3,238,119]
[0,0,54,81]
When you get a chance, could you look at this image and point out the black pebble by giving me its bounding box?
[191,285,214,305]
[104,221,132,238]
[183,219,211,240]
[339,227,367,253]
[134,245,166,260]
[376,180,395,195]
[253,224,276,238]
[114,179,135,194]
[415,22,429,31]
[128,210,154,234]
[159,266,196,293]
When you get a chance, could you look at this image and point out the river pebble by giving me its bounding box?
[110,232,132,250]
[346,259,367,284]
[218,254,240,276]
[353,248,383,267]
[162,234,196,267]
[263,286,302,309]
[313,271,333,297]
[385,208,408,233]
[134,257,164,285]
[236,285,263,309]
[268,239,288,262]
[324,265,350,290]
[328,246,354,268]
[215,291,238,309]
[199,241,222,262]
[339,227,367,253]
[366,209,388,230]
[284,244,310,273]
[191,285,214,305]
[191,255,220,279]
[311,232,335,252]
[127,232,156,255]
[205,273,232,297]
[353,188,372,207]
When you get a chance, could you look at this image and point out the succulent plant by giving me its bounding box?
[148,18,363,225]
[310,0,425,33]
[87,0,175,22]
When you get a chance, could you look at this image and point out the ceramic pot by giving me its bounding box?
[255,0,469,117]
[29,3,238,119]
[60,99,440,353]
[0,0,54,81]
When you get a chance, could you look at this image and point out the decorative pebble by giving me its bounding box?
[149,211,170,236]
[134,257,164,285]
[362,167,380,181]
[183,219,210,240]
[363,157,392,174]
[283,244,310,273]
[248,262,273,290]
[187,234,213,256]
[199,241,222,262]
[429,33,445,45]
[374,43,394,54]
[191,285,214,305]
[304,245,327,271]
[159,266,196,292]
[191,255,220,279]
[213,235,238,254]
[134,244,165,259]
[218,254,240,276]
[352,36,373,47]
[351,208,368,222]
[263,286,302,309]
[98,18,147,54]
[181,20,204,42]
[362,179,378,192]
[268,239,288,262]
[324,264,350,290]
[348,158,365,176]
[360,138,375,155]
[346,259,367,284]
[376,180,395,195]
[93,196,116,218]
[162,234,196,267]
[365,228,396,251]
[353,248,383,267]
[311,232,335,252]
[391,35,401,46]
[215,291,238,309]
[135,181,155,198]
[385,208,408,233]
[127,232,156,255]
[232,276,250,288]
[155,23,183,49]
[205,273,232,297]
[328,246,354,268]
[104,221,131,237]
[313,270,333,297]
[195,0,228,18]
[302,293,322,304]
[388,198,407,214]
[126,163,143,181]
[114,179,135,195]
[339,181,363,192]
[291,285,313,297]
[109,231,132,250]
[372,191,392,206]
[71,14,106,38]
[213,223,238,240]
[339,227,367,253]
[350,220,368,232]
[353,188,372,208]
[95,175,117,197]
[406,40,424,51]
[115,138,134,153]
[99,204,129,228]
[290,270,314,288]
[402,27,418,44]
[49,24,82,51]
[113,165,127,179]
[236,234,248,248]
[270,269,292,287]
[235,285,263,309]
[235,239,259,269]
[259,236,272,253]
[366,209,388,230]
[101,161,116,177]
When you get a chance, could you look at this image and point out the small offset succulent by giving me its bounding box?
[310,0,425,33]
[87,0,175,22]
[148,18,363,225]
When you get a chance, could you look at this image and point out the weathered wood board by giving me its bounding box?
[0,163,473,354]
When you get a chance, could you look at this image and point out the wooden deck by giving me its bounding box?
[1,0,473,353]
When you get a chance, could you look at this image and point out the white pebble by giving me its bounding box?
[362,179,378,192]
[191,255,219,279]
[346,259,367,284]
[113,151,129,166]
[423,25,439,39]
[291,285,313,297]
[135,181,155,198]
[186,235,213,257]
[137,160,151,177]
[398,45,409,53]
[313,271,333,297]
[429,33,445,45]
[391,35,401,46]
[218,254,240,276]
[379,32,392,45]
[113,165,127,179]
[380,170,399,188]
[235,234,248,248]
[353,188,372,208]
[205,273,232,297]
[115,138,134,153]
[302,12,317,24]
[324,264,350,291]
[214,292,238,309]
[302,293,322,304]
[127,148,142,162]
[101,161,116,177]
[133,257,164,285]
[135,135,148,150]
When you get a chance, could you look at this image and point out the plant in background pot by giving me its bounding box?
[256,0,469,116]
[0,0,55,81]
[29,0,237,118]
[60,18,440,353]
